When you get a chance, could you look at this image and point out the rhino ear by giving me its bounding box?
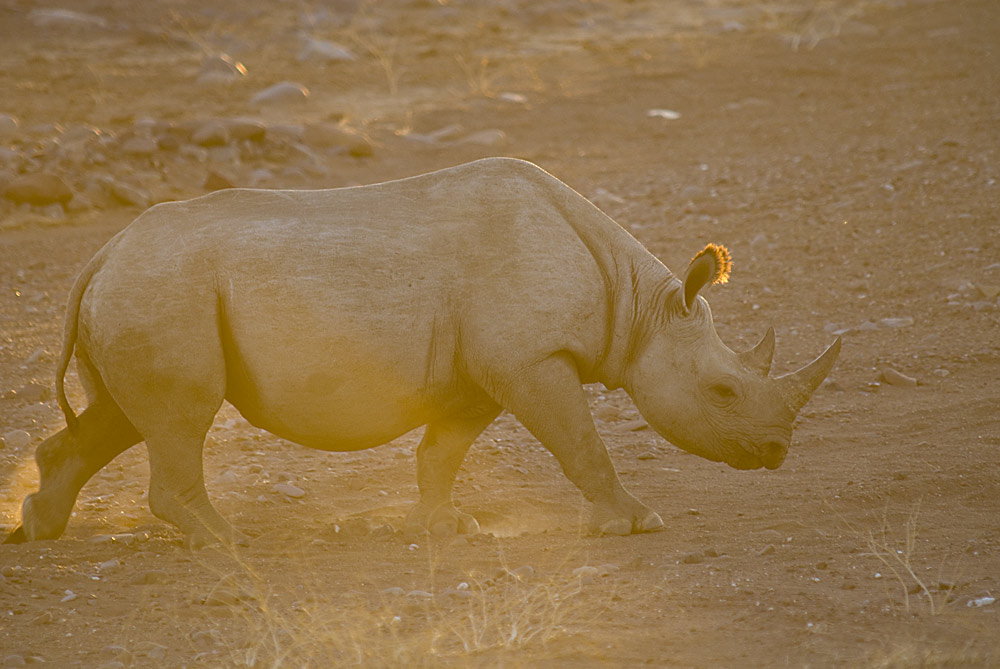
[682,243,732,311]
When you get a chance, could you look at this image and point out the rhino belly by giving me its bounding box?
[219,310,457,452]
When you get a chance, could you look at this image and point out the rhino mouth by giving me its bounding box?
[729,441,788,471]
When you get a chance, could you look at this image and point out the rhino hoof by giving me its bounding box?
[3,525,27,544]
[598,518,632,536]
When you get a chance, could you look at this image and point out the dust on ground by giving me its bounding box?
[1,0,998,666]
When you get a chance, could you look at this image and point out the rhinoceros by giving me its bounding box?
[5,158,839,547]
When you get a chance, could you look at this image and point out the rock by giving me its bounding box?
[274,482,305,498]
[25,348,48,365]
[28,9,108,31]
[647,108,681,120]
[120,136,157,156]
[31,610,52,625]
[302,123,352,149]
[880,317,914,328]
[100,177,150,208]
[250,82,310,107]
[0,114,19,138]
[620,419,649,431]
[16,382,50,403]
[60,590,77,603]
[197,54,246,85]
[222,118,267,142]
[681,552,704,564]
[98,559,120,572]
[758,544,777,556]
[2,655,26,667]
[191,122,230,147]
[457,129,506,147]
[880,367,917,387]
[3,430,31,450]
[297,37,355,62]
[3,173,72,206]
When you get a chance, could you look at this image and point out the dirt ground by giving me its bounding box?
[1,0,998,666]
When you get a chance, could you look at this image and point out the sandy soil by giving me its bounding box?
[1,0,998,666]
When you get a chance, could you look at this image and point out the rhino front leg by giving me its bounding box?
[498,354,663,535]
[405,403,501,535]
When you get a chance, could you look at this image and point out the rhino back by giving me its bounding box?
[78,159,616,448]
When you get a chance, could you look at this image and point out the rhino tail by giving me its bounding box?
[56,246,110,434]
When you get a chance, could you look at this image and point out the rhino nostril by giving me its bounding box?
[759,441,788,469]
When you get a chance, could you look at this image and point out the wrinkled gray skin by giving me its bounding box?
[6,158,840,547]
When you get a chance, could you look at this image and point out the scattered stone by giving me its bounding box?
[3,173,72,206]
[60,590,78,603]
[3,430,31,450]
[250,82,310,107]
[273,482,306,498]
[297,37,355,62]
[681,552,704,564]
[197,54,246,85]
[647,108,681,120]
[880,367,918,387]
[16,382,50,403]
[406,589,434,600]
[192,122,230,147]
[100,177,150,208]
[31,610,52,625]
[25,348,48,365]
[758,544,777,556]
[457,129,506,147]
[120,136,157,156]
[0,114,19,138]
[968,595,996,608]
[98,559,120,573]
[636,450,657,460]
[880,317,914,328]
[621,419,649,431]
[28,8,108,31]
[222,118,267,142]
[110,533,135,545]
[2,655,26,667]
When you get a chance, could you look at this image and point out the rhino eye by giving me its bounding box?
[708,382,738,403]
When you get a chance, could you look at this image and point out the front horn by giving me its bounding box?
[776,337,842,413]
[739,326,775,375]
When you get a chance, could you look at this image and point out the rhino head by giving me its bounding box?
[624,244,841,470]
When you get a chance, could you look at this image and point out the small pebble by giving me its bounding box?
[273,482,305,498]
[250,82,309,107]
[880,368,918,387]
[3,173,72,206]
[3,430,31,450]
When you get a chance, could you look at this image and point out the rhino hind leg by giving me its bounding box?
[10,399,142,542]
[495,354,664,536]
[404,404,501,535]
